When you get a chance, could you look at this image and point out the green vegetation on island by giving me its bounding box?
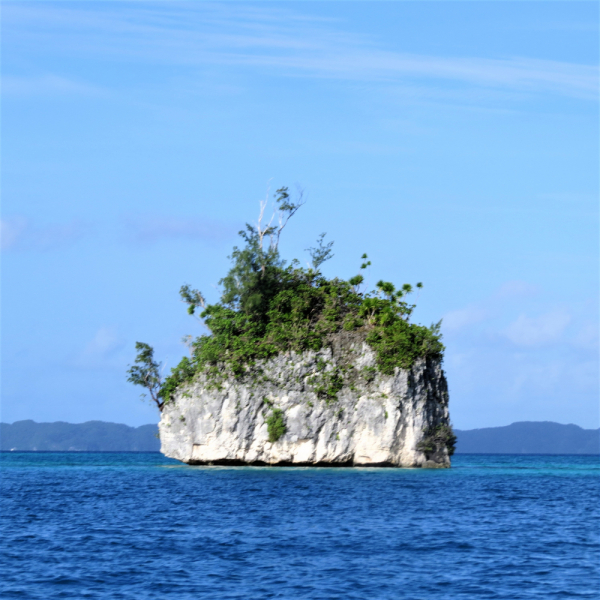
[417,424,457,458]
[266,408,287,443]
[128,187,444,411]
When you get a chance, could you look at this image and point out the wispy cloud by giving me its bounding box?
[125,215,238,244]
[74,327,126,369]
[572,321,599,351]
[442,281,598,426]
[3,3,597,101]
[504,310,572,347]
[0,217,28,250]
[495,280,540,300]
[442,280,538,333]
[2,74,108,97]
[1,217,91,251]
[443,306,489,332]
[508,356,598,398]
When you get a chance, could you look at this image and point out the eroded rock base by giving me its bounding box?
[159,340,451,469]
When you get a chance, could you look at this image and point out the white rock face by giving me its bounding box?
[159,337,450,468]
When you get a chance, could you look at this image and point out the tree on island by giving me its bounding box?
[126,342,164,411]
[128,186,444,410]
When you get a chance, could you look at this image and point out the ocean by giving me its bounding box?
[1,453,598,599]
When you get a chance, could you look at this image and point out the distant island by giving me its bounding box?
[1,420,598,454]
[455,421,600,455]
[1,420,160,452]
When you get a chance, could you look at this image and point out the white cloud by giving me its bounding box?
[83,327,123,357]
[125,215,237,244]
[1,74,108,97]
[75,327,126,369]
[495,280,539,299]
[0,217,28,250]
[442,280,538,333]
[572,321,599,351]
[443,306,489,332]
[442,284,598,427]
[504,310,571,347]
[1,217,91,251]
[3,3,597,101]
[507,355,598,398]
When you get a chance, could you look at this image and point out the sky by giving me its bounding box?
[1,1,598,430]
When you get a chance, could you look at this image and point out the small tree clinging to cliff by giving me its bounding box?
[127,185,444,409]
[127,342,164,410]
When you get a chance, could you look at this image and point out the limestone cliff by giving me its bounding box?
[159,332,451,468]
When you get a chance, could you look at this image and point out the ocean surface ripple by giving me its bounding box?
[1,453,599,599]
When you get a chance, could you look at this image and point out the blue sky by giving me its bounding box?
[1,1,598,429]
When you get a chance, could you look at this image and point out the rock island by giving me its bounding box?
[128,187,456,467]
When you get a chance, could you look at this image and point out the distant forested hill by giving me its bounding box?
[455,422,600,455]
[0,420,160,452]
[1,420,598,454]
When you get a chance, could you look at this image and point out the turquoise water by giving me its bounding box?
[1,453,599,599]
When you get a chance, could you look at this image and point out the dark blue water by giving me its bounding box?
[1,453,599,599]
